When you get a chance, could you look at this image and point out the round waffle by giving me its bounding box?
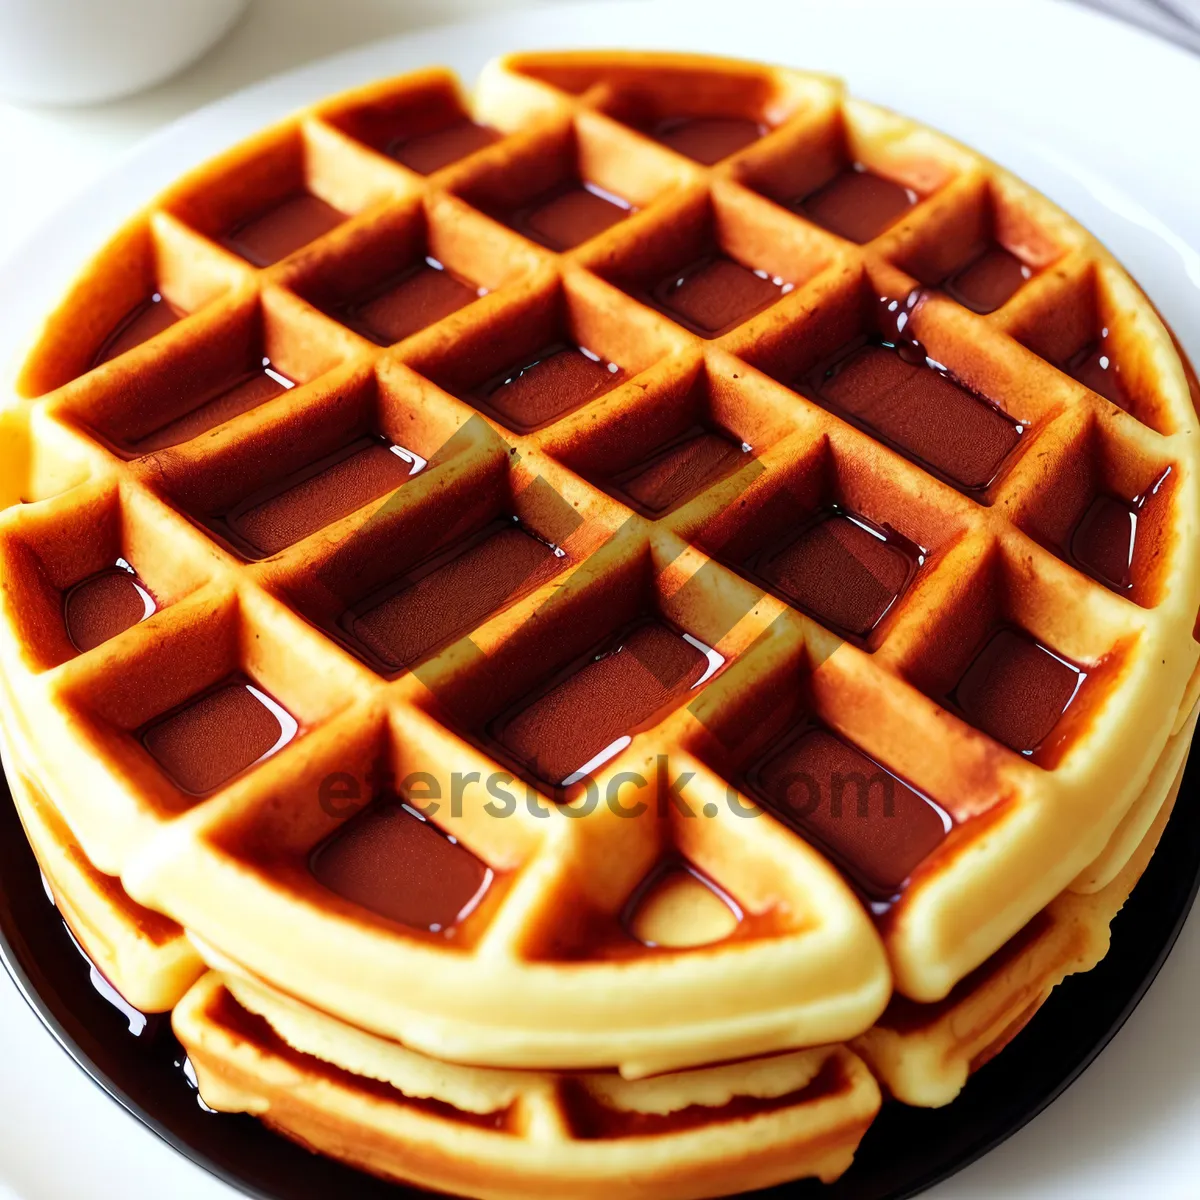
[1,48,1199,1195]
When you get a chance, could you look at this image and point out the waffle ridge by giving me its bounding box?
[1,51,1199,1094]
[171,968,882,1200]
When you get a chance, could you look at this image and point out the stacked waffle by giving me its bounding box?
[1,51,1198,1199]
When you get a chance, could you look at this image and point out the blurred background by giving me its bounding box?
[0,0,1197,262]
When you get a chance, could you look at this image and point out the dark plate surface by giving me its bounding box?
[2,752,1199,1200]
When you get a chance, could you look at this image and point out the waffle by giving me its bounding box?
[1,47,1199,1196]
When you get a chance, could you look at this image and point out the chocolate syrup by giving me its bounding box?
[41,872,164,1039]
[132,359,294,452]
[387,119,500,174]
[746,724,951,901]
[621,859,742,948]
[63,558,157,653]
[876,289,929,364]
[798,165,918,244]
[944,244,1032,314]
[340,518,566,673]
[1066,329,1127,408]
[951,627,1086,756]
[743,506,923,643]
[650,115,766,164]
[1070,496,1137,592]
[63,923,159,1036]
[489,619,723,787]
[475,343,622,432]
[802,292,1023,492]
[92,293,184,367]
[213,435,427,559]
[222,192,347,267]
[338,256,483,345]
[611,427,752,516]
[140,674,298,795]
[1067,467,1172,594]
[651,255,791,338]
[506,180,633,251]
[311,799,493,933]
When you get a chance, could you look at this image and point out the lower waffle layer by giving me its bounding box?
[1070,701,1197,895]
[854,708,1193,1106]
[174,970,880,1200]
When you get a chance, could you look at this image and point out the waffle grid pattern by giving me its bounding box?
[2,53,1199,1076]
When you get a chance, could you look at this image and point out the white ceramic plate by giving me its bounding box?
[2,1,1200,1196]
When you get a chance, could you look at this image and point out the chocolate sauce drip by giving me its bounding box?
[612,428,751,516]
[214,435,426,558]
[339,258,480,345]
[651,255,790,338]
[801,292,1023,493]
[798,166,917,244]
[747,725,949,899]
[951,627,1085,755]
[140,676,296,795]
[507,181,632,251]
[651,116,765,165]
[311,800,492,932]
[93,293,184,367]
[1067,335,1128,409]
[1066,467,1171,594]
[343,520,565,671]
[744,506,922,643]
[223,193,346,267]
[944,244,1031,314]
[133,362,292,452]
[476,344,622,432]
[491,620,712,787]
[877,290,928,364]
[1070,495,1137,592]
[63,561,156,653]
[388,120,499,174]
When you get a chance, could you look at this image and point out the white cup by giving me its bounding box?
[0,0,251,106]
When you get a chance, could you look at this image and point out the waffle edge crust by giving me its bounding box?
[2,49,1200,1198]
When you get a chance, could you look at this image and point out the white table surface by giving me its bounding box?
[2,1,1200,1198]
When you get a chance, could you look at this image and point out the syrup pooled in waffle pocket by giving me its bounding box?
[1,49,1198,1200]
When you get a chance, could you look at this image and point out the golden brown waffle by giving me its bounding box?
[1,48,1199,1111]
[0,618,203,1011]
